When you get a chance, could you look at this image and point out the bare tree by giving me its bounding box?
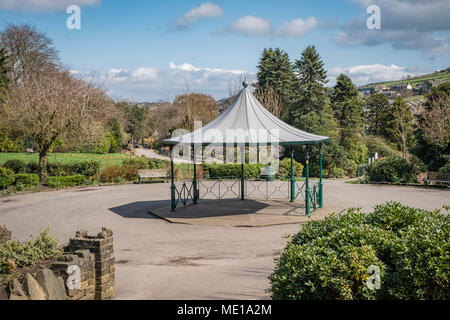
[421,92,450,148]
[2,70,112,183]
[254,84,283,118]
[0,23,59,84]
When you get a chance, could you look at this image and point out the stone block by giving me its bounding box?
[26,273,47,300]
[36,268,67,300]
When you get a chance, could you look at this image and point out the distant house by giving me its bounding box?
[374,85,387,93]
[414,80,433,95]
[358,86,375,95]
[391,83,408,92]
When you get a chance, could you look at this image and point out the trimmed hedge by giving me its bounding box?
[203,163,265,179]
[1,159,101,178]
[270,202,450,300]
[14,174,39,187]
[46,175,87,188]
[368,156,414,183]
[0,167,15,189]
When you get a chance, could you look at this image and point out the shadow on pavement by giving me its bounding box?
[108,200,170,219]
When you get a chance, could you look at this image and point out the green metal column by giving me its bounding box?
[170,146,176,211]
[193,145,198,204]
[290,146,295,202]
[305,145,310,216]
[240,145,245,200]
[319,143,323,208]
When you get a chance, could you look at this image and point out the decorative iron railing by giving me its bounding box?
[172,177,320,214]
[173,180,195,208]
[308,181,320,212]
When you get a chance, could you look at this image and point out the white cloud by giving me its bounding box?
[169,62,245,75]
[230,16,272,36]
[98,62,251,102]
[0,0,100,12]
[173,2,224,29]
[327,64,418,86]
[277,17,318,37]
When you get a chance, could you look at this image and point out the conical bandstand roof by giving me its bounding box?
[163,82,329,146]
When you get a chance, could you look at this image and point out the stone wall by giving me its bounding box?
[0,227,115,300]
[67,228,115,300]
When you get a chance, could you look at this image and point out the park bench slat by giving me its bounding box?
[138,169,169,183]
[423,172,450,186]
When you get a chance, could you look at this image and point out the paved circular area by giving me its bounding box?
[0,180,448,299]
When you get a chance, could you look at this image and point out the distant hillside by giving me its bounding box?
[364,68,450,88]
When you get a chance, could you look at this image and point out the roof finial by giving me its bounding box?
[242,80,249,88]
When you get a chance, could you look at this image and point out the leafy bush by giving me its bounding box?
[2,159,27,174]
[148,158,170,169]
[270,202,450,300]
[46,175,87,188]
[99,164,138,183]
[277,158,304,178]
[368,156,414,183]
[14,174,39,187]
[0,228,61,276]
[123,157,149,169]
[439,163,450,174]
[0,167,15,189]
[203,163,265,179]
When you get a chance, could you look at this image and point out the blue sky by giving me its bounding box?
[0,0,448,102]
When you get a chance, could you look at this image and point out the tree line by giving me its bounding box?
[255,46,449,176]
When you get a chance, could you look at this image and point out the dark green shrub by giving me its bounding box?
[72,160,101,178]
[277,158,304,178]
[270,202,450,300]
[0,228,61,276]
[203,163,265,179]
[368,156,414,183]
[148,158,170,169]
[14,174,39,187]
[2,160,27,174]
[46,175,86,188]
[26,162,39,174]
[0,167,15,189]
[439,163,450,174]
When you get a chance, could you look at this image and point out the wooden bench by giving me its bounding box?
[138,169,169,184]
[423,172,450,187]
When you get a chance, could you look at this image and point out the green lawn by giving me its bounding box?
[366,71,450,88]
[0,152,136,169]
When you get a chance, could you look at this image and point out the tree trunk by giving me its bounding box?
[39,149,49,184]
